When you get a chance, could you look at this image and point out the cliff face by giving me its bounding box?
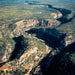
[0,17,74,74]
[0,1,75,75]
[31,42,75,75]
[50,12,62,19]
[11,19,39,37]
[46,42,75,75]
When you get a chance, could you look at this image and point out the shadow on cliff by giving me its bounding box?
[28,2,74,25]
[44,42,75,75]
[30,41,75,75]
[27,28,75,75]
[26,28,66,50]
[48,5,75,24]
[9,35,28,61]
[26,28,66,75]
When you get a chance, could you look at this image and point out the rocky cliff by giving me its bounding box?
[0,2,75,75]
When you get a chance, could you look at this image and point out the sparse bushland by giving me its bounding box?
[0,1,52,26]
[0,1,75,75]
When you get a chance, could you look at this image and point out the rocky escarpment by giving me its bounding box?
[0,2,75,75]
[0,19,39,64]
[27,27,74,49]
[10,19,39,38]
[0,19,39,38]
[0,34,50,75]
[0,17,74,75]
[31,42,75,75]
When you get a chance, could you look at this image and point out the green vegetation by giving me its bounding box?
[0,1,52,26]
[0,1,75,75]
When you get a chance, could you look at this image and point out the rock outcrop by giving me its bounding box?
[50,12,62,19]
[11,19,39,37]
[18,47,38,64]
